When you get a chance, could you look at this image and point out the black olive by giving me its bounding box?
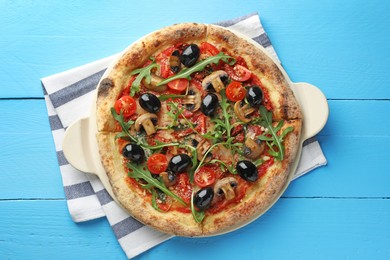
[194,187,214,210]
[236,160,258,182]
[139,93,161,113]
[180,44,200,67]
[246,86,264,108]
[122,143,145,164]
[168,154,192,173]
[200,93,219,116]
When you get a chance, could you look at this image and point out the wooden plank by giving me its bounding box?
[0,198,388,259]
[0,200,126,259]
[0,99,389,198]
[0,1,389,98]
[0,133,65,198]
[1,98,389,136]
[284,135,390,197]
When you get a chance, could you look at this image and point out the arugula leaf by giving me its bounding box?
[190,191,205,223]
[129,60,159,96]
[158,93,187,101]
[127,162,187,206]
[157,52,235,86]
[111,108,136,141]
[257,106,294,161]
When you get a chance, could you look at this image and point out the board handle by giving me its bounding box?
[290,82,329,140]
[62,117,98,174]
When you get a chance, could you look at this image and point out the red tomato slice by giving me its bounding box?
[156,46,176,78]
[147,154,168,174]
[114,95,137,117]
[194,166,216,188]
[225,64,252,82]
[165,98,193,119]
[172,174,192,204]
[167,78,189,93]
[192,112,207,134]
[226,81,246,101]
[200,42,220,56]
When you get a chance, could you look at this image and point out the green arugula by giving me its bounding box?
[127,162,187,206]
[202,90,233,142]
[257,106,294,161]
[111,108,180,150]
[158,93,187,101]
[157,52,235,86]
[129,59,160,96]
[190,191,206,223]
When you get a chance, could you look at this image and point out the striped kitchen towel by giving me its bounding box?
[41,12,327,259]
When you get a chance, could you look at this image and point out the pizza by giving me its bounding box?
[95,23,302,236]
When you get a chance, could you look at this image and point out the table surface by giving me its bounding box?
[1,1,389,259]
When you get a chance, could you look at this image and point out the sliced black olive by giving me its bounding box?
[194,187,214,210]
[139,93,161,113]
[170,50,181,73]
[180,44,200,67]
[168,154,192,173]
[236,160,258,182]
[122,143,145,164]
[200,93,219,116]
[246,86,264,108]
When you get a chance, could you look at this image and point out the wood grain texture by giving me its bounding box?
[0,0,389,259]
[0,200,126,259]
[0,199,388,259]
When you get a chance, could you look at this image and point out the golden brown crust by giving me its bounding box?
[96,132,204,236]
[206,24,302,120]
[97,23,208,132]
[95,23,303,237]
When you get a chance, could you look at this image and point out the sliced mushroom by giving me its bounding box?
[182,87,201,112]
[201,70,228,93]
[234,101,255,123]
[244,133,265,160]
[142,74,167,92]
[213,177,238,201]
[134,113,158,135]
[160,171,178,187]
[196,139,212,162]
[169,50,181,73]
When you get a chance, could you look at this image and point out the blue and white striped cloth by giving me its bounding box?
[41,13,327,259]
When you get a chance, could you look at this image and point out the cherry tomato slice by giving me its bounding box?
[226,81,246,101]
[225,64,252,82]
[167,78,189,93]
[194,166,216,188]
[147,154,168,174]
[114,95,137,117]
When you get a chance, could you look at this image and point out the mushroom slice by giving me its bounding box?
[201,70,228,93]
[182,87,201,112]
[234,101,255,123]
[196,139,212,162]
[213,177,238,201]
[244,133,265,160]
[135,113,158,135]
[160,171,178,187]
[142,74,167,92]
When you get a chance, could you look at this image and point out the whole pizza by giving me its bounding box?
[96,23,302,236]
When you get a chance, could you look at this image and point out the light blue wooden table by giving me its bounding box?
[1,1,389,259]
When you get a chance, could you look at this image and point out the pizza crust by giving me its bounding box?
[202,119,301,234]
[97,23,208,132]
[95,23,303,237]
[206,25,302,120]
